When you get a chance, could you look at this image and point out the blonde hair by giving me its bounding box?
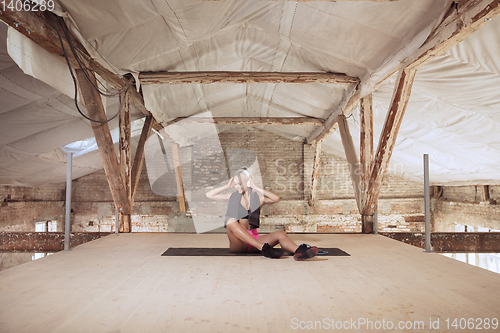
[235,167,251,188]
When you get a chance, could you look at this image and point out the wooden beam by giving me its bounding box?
[364,68,416,217]
[359,94,373,210]
[481,185,490,202]
[308,141,322,206]
[359,94,374,233]
[119,90,132,233]
[75,70,131,217]
[119,90,132,201]
[304,87,360,208]
[480,185,496,204]
[166,117,324,126]
[131,116,154,204]
[433,185,443,199]
[152,120,164,133]
[170,142,186,212]
[0,10,151,117]
[403,0,500,70]
[118,213,131,233]
[139,71,359,85]
[337,115,362,212]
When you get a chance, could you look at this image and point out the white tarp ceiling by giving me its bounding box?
[0,22,144,186]
[1,0,499,186]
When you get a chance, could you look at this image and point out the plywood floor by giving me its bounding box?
[0,233,499,333]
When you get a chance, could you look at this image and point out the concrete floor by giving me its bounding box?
[0,233,499,332]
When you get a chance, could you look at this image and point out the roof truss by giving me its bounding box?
[140,71,359,85]
[166,117,324,126]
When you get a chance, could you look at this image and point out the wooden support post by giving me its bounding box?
[131,116,154,204]
[433,185,443,199]
[75,69,130,223]
[364,68,416,221]
[119,213,131,233]
[361,216,374,234]
[359,94,373,208]
[480,185,496,204]
[359,94,374,231]
[170,142,186,212]
[119,90,132,200]
[337,115,362,212]
[119,89,132,232]
[308,141,322,206]
[481,185,490,202]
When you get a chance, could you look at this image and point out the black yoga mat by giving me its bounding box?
[161,247,350,257]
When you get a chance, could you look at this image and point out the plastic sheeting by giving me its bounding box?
[0,22,142,186]
[1,0,500,187]
[322,15,500,186]
[7,27,74,98]
[56,0,451,128]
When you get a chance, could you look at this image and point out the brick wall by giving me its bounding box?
[0,185,64,202]
[489,186,500,201]
[0,201,65,232]
[441,186,481,203]
[432,200,500,232]
[432,184,500,232]
[440,185,500,203]
[1,127,427,233]
[0,165,178,233]
[73,169,171,203]
[219,127,304,200]
[260,197,425,233]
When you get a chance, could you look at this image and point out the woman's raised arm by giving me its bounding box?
[205,177,234,201]
[248,177,280,205]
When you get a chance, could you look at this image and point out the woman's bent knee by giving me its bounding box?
[226,220,238,229]
[275,230,287,238]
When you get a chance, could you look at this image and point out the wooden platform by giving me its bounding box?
[0,233,499,332]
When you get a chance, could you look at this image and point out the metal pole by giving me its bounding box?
[115,209,119,234]
[424,154,431,252]
[64,152,73,251]
[373,205,378,234]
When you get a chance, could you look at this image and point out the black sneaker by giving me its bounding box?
[261,243,284,259]
[293,244,318,261]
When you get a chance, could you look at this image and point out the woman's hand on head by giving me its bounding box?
[227,176,235,188]
[247,175,256,188]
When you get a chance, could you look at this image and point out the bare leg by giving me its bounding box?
[226,221,263,252]
[258,231,299,253]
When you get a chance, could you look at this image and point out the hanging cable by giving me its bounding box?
[59,16,123,97]
[48,14,130,124]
